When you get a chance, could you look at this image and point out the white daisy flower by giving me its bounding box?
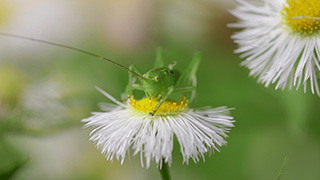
[82,88,234,168]
[229,0,320,95]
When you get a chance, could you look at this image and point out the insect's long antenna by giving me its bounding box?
[0,32,149,81]
[292,16,320,20]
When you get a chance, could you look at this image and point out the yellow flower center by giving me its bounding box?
[282,0,320,35]
[129,96,188,115]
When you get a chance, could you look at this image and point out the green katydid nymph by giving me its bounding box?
[0,32,201,115]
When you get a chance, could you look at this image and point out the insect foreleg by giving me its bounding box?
[124,65,143,99]
[150,86,175,116]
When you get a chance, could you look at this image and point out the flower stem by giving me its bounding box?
[159,163,171,180]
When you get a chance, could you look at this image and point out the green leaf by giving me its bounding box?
[0,157,28,180]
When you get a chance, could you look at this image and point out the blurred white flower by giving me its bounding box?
[230,0,320,95]
[82,88,234,168]
[21,81,66,127]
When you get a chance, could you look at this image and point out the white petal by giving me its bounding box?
[83,104,235,168]
[230,0,320,96]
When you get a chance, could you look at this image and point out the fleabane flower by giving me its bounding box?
[230,0,320,95]
[82,88,234,168]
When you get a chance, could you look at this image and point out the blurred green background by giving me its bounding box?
[0,0,320,180]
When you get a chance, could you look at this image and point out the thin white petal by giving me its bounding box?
[83,103,234,168]
[230,0,320,95]
[95,86,126,107]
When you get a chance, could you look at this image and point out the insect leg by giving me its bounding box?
[175,53,201,105]
[175,85,197,104]
[175,86,196,93]
[190,76,197,104]
[150,86,175,116]
[153,48,164,68]
[181,76,197,104]
[176,52,201,88]
[124,65,143,99]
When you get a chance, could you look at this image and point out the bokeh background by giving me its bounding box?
[0,0,320,180]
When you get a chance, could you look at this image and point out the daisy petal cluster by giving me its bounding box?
[230,0,320,95]
[82,88,234,168]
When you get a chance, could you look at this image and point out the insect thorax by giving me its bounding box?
[142,67,180,97]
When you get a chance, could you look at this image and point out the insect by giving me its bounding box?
[0,32,201,115]
[292,16,320,20]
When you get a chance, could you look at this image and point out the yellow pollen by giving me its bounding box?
[129,96,188,115]
[282,0,320,35]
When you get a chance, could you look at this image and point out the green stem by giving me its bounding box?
[159,162,171,180]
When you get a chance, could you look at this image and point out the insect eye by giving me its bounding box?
[169,70,173,74]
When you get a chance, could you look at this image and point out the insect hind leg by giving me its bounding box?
[153,48,164,68]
